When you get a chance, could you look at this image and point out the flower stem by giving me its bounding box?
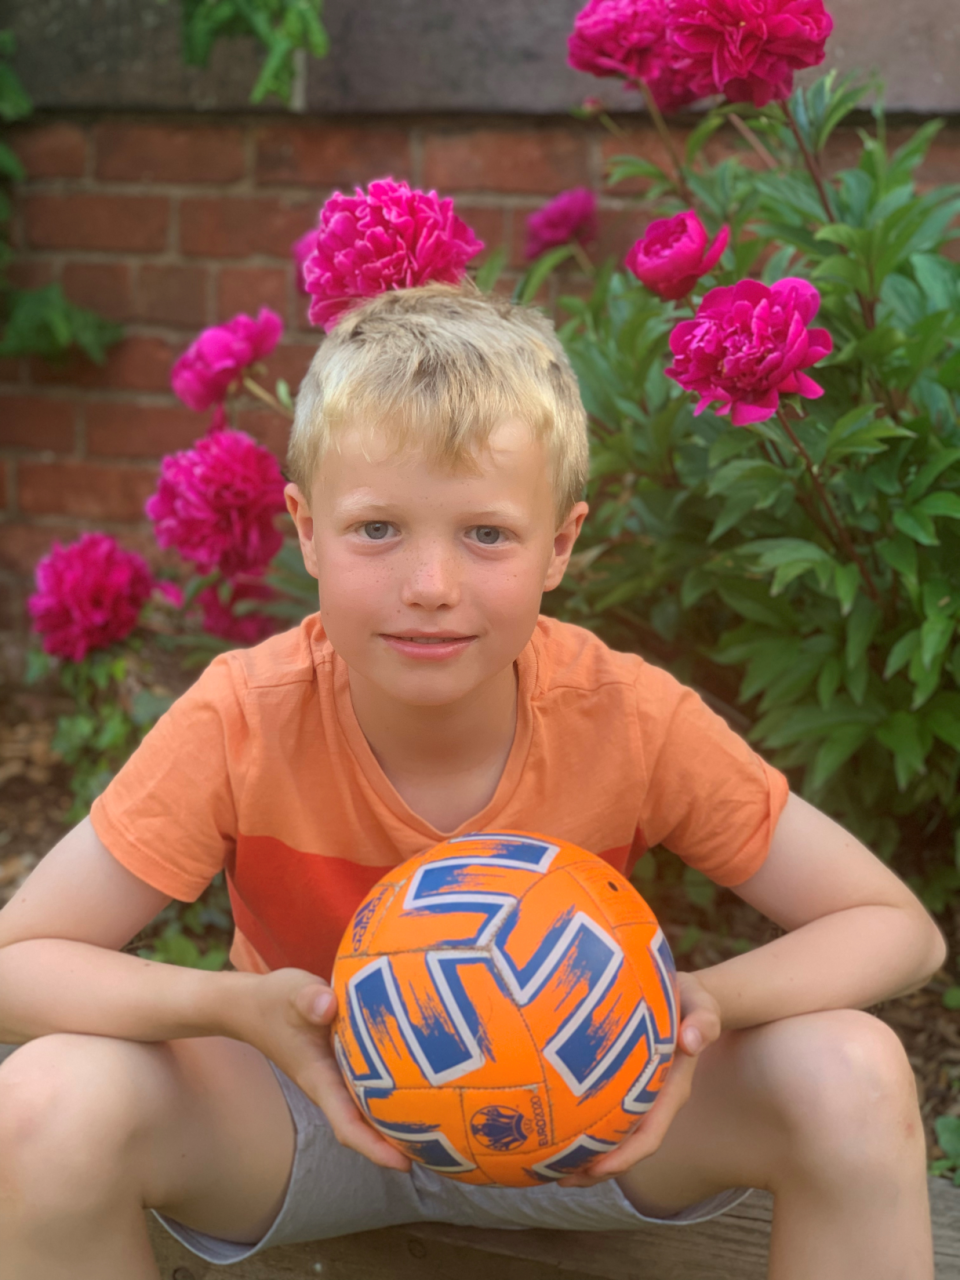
[776,409,881,602]
[598,111,627,140]
[634,79,695,206]
[780,99,835,223]
[242,376,294,420]
[570,242,595,275]
[728,113,779,172]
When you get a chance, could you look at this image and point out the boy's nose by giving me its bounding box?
[400,542,462,609]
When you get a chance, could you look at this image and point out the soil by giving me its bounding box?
[1,680,959,1171]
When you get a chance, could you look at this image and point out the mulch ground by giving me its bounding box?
[1,684,959,1170]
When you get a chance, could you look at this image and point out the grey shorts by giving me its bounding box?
[154,1059,753,1266]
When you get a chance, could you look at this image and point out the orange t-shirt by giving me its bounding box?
[91,614,788,980]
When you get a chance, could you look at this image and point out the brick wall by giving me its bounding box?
[2,112,959,627]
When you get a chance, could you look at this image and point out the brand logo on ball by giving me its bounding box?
[470,1105,530,1151]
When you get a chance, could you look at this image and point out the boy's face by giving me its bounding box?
[285,420,588,710]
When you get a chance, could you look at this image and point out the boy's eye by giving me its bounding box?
[473,526,503,546]
[361,522,393,540]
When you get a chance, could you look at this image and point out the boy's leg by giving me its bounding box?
[0,1031,297,1280]
[615,1008,931,1280]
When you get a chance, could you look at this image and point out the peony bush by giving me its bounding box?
[550,0,960,911]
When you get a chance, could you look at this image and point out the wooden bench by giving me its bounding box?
[147,1178,960,1280]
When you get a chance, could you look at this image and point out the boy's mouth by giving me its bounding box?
[380,632,476,658]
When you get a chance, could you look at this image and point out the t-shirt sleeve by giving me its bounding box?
[90,654,247,901]
[636,665,789,887]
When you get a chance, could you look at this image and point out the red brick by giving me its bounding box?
[6,259,56,291]
[94,122,246,184]
[31,335,176,392]
[262,342,316,397]
[255,123,409,187]
[61,262,133,322]
[0,396,76,452]
[452,204,508,266]
[10,123,86,178]
[423,128,590,195]
[233,408,292,461]
[0,521,83,573]
[86,402,206,458]
[180,197,313,258]
[0,522,166,574]
[217,267,289,323]
[595,207,648,267]
[0,358,22,385]
[137,264,208,328]
[18,461,158,520]
[23,194,169,252]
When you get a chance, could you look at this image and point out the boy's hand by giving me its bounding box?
[233,967,412,1173]
[556,970,721,1187]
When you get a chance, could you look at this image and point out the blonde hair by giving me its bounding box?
[287,282,589,523]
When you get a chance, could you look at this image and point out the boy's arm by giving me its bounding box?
[0,818,410,1170]
[0,816,254,1044]
[695,791,947,1029]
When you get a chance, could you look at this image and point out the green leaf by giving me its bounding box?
[893,507,939,546]
[935,1116,960,1162]
[817,655,842,709]
[942,987,960,1011]
[884,630,920,679]
[875,711,928,790]
[904,449,960,503]
[683,865,716,910]
[474,246,506,293]
[846,594,881,671]
[130,690,176,727]
[915,491,960,519]
[516,244,575,306]
[833,562,861,615]
[809,724,872,790]
[605,154,668,187]
[877,534,919,589]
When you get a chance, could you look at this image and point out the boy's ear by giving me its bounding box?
[544,500,589,592]
[284,482,320,581]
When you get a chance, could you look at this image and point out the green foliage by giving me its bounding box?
[179,0,329,104]
[26,647,174,824]
[551,73,960,904]
[931,1115,960,1186]
[133,874,232,970]
[0,284,122,361]
[0,31,122,364]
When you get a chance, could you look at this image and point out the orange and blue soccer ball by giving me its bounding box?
[332,831,679,1187]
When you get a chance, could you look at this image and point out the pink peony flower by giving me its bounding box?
[667,0,833,108]
[28,533,153,662]
[146,428,287,577]
[568,0,702,111]
[665,277,833,425]
[525,188,599,260]
[154,580,185,608]
[198,578,280,646]
[292,227,319,295]
[626,210,730,300]
[302,178,485,331]
[568,0,666,81]
[171,309,284,412]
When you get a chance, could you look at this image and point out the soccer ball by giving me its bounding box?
[332,831,678,1187]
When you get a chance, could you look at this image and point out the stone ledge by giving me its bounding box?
[7,0,960,115]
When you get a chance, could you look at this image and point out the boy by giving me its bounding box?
[0,284,946,1280]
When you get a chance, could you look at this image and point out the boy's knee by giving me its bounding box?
[0,1033,158,1216]
[762,1010,921,1173]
